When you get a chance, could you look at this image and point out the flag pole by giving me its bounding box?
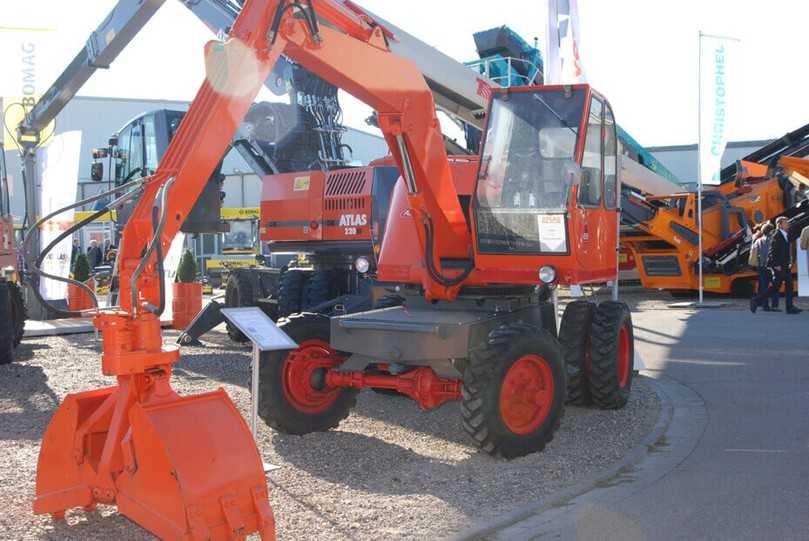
[697,30,704,305]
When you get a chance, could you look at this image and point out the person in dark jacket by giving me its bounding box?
[751,217,801,314]
[750,223,778,311]
[86,239,103,270]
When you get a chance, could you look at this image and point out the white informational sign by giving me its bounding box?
[698,33,739,186]
[221,307,297,351]
[544,0,587,84]
[537,214,567,253]
[798,246,808,297]
[39,130,81,300]
[161,233,186,322]
[221,306,296,458]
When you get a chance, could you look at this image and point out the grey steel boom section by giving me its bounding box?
[17,0,167,136]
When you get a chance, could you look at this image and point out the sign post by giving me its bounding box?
[221,307,297,469]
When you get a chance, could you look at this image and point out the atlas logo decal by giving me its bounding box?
[339,214,367,227]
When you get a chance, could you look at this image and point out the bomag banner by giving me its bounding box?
[1,23,57,150]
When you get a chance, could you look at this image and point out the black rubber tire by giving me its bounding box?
[8,281,26,348]
[669,290,695,299]
[259,313,359,434]
[303,270,333,310]
[0,281,16,365]
[558,300,595,406]
[224,270,257,343]
[588,301,634,409]
[461,322,566,459]
[277,269,307,317]
[730,278,754,299]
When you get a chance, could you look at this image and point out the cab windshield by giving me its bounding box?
[475,89,585,253]
[222,220,256,252]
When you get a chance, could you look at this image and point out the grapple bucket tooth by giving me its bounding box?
[115,389,275,541]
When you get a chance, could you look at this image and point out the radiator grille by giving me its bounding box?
[641,255,682,276]
[325,170,367,196]
[325,197,366,211]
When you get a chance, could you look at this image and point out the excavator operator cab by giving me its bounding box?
[473,84,619,284]
[89,110,227,234]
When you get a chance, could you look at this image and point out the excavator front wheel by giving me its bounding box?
[461,322,566,459]
[259,313,358,434]
[588,301,634,409]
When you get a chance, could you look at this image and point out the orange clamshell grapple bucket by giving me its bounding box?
[33,312,275,540]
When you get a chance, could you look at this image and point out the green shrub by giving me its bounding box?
[73,253,91,283]
[176,249,198,283]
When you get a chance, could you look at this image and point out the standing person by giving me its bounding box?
[86,239,103,270]
[751,217,801,314]
[71,238,80,272]
[800,224,809,272]
[751,223,763,242]
[749,223,778,311]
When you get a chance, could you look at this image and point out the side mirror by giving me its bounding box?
[90,162,104,181]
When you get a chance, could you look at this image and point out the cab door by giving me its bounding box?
[573,96,618,280]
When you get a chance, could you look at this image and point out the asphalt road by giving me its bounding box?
[486,303,809,541]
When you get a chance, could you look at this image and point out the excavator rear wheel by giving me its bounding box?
[8,281,26,348]
[558,300,595,406]
[461,322,565,459]
[224,270,257,342]
[277,269,308,317]
[0,281,16,365]
[303,270,334,309]
[259,313,358,434]
[588,301,634,409]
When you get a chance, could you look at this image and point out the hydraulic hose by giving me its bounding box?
[25,184,143,318]
[422,215,475,288]
[150,204,166,317]
[22,176,145,265]
[130,177,175,316]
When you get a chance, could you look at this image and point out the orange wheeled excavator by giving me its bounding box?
[31,1,634,538]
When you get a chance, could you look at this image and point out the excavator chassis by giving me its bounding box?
[330,292,558,380]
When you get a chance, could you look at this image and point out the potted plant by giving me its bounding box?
[68,252,95,312]
[172,249,202,329]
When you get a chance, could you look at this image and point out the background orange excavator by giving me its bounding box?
[28,1,636,539]
[621,124,809,296]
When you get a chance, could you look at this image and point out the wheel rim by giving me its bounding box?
[282,339,342,413]
[499,354,555,435]
[617,325,631,388]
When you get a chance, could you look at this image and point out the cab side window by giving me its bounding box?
[143,115,159,176]
[604,105,618,209]
[578,97,603,207]
[115,124,132,185]
[128,122,144,180]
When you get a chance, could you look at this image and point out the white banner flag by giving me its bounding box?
[698,34,739,185]
[545,0,586,84]
[39,130,81,301]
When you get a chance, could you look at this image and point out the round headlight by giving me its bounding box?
[354,256,371,274]
[538,265,556,284]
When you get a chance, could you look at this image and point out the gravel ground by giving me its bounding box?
[0,324,660,541]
